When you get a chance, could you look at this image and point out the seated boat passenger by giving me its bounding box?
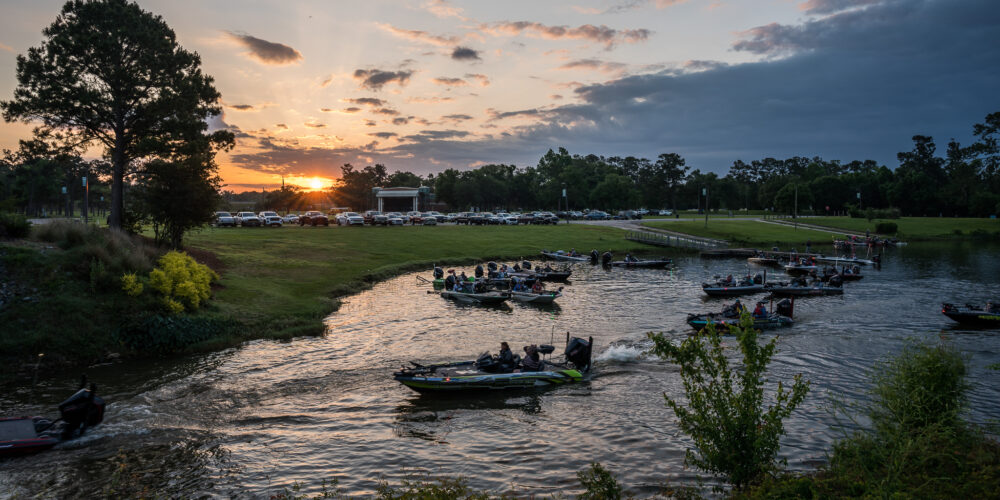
[569,248,578,257]
[532,281,544,293]
[753,302,767,319]
[444,271,457,290]
[498,342,516,372]
[624,253,638,263]
[542,264,554,272]
[521,345,544,372]
[723,299,744,317]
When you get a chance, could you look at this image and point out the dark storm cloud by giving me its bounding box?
[228,137,358,175]
[353,69,413,90]
[345,97,387,107]
[225,31,303,65]
[451,46,481,61]
[379,0,1000,174]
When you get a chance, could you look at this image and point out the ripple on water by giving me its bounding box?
[4,243,1000,496]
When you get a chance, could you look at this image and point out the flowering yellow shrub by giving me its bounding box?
[147,251,219,313]
[120,272,144,297]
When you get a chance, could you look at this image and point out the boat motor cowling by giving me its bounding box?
[58,383,105,439]
[475,264,484,278]
[776,298,794,318]
[475,352,502,373]
[522,261,532,270]
[565,337,592,372]
[433,267,444,279]
[487,261,498,271]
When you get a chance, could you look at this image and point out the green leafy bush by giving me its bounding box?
[874,222,897,234]
[120,272,143,296]
[648,312,810,489]
[148,250,219,313]
[0,212,31,238]
[577,462,624,500]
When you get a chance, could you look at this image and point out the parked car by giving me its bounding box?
[299,211,329,226]
[619,210,643,220]
[658,209,673,216]
[536,212,560,224]
[422,215,438,226]
[387,212,410,224]
[517,212,535,225]
[258,211,283,227]
[282,213,300,225]
[215,211,236,227]
[584,211,610,220]
[454,212,474,225]
[406,211,423,224]
[236,211,262,227]
[569,211,584,219]
[362,210,387,225]
[336,212,364,226]
[385,212,405,225]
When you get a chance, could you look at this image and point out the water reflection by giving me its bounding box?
[3,242,1000,497]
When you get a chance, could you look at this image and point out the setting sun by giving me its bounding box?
[309,178,324,190]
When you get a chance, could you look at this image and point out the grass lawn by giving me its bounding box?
[800,216,1000,239]
[183,223,652,340]
[642,220,840,247]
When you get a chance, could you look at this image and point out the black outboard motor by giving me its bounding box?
[752,273,763,284]
[828,274,843,287]
[433,267,444,279]
[601,252,612,266]
[58,378,105,440]
[776,298,794,318]
[475,264,484,278]
[522,260,532,270]
[590,249,599,264]
[565,336,593,372]
[487,261,498,271]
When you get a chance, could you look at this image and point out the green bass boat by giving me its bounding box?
[394,336,593,393]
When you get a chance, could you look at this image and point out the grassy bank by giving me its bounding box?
[1,223,653,369]
[183,224,651,338]
[800,216,1000,239]
[642,220,838,247]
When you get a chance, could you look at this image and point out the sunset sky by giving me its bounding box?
[1,0,998,191]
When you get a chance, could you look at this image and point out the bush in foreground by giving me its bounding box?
[742,342,1000,499]
[0,212,31,238]
[648,312,810,490]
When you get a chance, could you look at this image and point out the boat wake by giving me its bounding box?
[596,341,654,363]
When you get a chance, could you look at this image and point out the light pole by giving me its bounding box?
[703,186,709,228]
[82,175,89,224]
[562,183,569,224]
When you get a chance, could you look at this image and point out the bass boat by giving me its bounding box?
[394,335,593,393]
[942,303,1000,327]
[610,258,673,268]
[1,376,105,457]
[540,250,589,262]
[687,299,795,332]
[510,288,563,304]
[767,280,843,297]
[440,289,510,304]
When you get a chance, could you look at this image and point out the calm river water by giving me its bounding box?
[2,242,999,497]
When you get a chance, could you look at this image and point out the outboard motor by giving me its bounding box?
[58,377,105,440]
[565,336,593,372]
[487,261,498,271]
[828,274,843,287]
[752,273,763,285]
[522,260,532,270]
[433,267,444,279]
[590,249,599,264]
[776,298,794,318]
[475,264,484,278]
[601,252,612,266]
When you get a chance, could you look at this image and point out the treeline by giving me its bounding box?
[292,111,997,216]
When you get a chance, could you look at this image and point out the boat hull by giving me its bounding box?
[768,286,842,297]
[0,418,59,457]
[702,285,765,297]
[540,251,588,262]
[439,291,510,304]
[510,291,560,304]
[687,315,793,331]
[942,304,1000,326]
[395,369,584,393]
[610,260,672,268]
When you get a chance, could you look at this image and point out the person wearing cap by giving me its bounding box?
[444,270,457,290]
[753,302,767,318]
